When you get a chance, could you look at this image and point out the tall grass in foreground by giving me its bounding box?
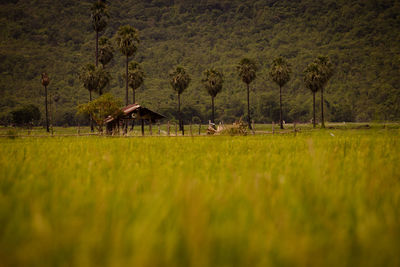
[0,130,399,266]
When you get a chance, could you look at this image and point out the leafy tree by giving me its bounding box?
[78,93,123,133]
[114,25,140,106]
[128,61,145,103]
[169,66,190,135]
[11,104,41,127]
[91,0,109,67]
[314,56,334,128]
[304,62,321,128]
[98,37,114,68]
[270,57,291,129]
[202,68,223,125]
[237,58,257,129]
[79,63,111,130]
[41,73,50,132]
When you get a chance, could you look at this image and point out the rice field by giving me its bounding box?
[0,127,399,266]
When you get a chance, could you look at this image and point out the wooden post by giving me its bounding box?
[198,123,201,135]
[141,119,145,136]
[190,122,193,136]
[157,121,161,135]
[149,120,153,136]
[251,119,255,135]
[175,122,178,136]
[293,121,297,136]
[272,121,275,134]
[167,121,170,136]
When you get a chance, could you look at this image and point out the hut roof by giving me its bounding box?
[105,104,166,123]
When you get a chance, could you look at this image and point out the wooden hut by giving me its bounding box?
[105,104,165,135]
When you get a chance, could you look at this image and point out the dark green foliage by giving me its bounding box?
[128,61,145,103]
[0,0,399,125]
[10,104,41,126]
[99,37,114,67]
[202,68,223,123]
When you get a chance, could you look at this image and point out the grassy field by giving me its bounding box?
[0,128,400,266]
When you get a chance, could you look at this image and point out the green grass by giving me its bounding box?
[1,129,400,266]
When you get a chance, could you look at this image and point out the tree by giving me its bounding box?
[97,67,111,95]
[237,58,257,129]
[128,61,145,104]
[202,68,223,125]
[304,62,321,128]
[169,66,190,135]
[314,56,334,128]
[99,36,114,68]
[91,0,109,67]
[79,64,101,131]
[41,73,50,132]
[11,104,41,127]
[114,25,140,106]
[78,93,123,133]
[270,57,291,129]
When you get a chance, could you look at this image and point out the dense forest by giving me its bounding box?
[0,0,399,125]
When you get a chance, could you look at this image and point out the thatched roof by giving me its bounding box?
[105,104,166,123]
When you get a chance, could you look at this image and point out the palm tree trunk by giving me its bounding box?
[321,87,325,128]
[211,96,215,124]
[124,56,129,134]
[44,85,49,132]
[247,83,252,129]
[279,85,283,129]
[125,56,129,106]
[313,91,316,128]
[90,90,94,132]
[141,119,144,136]
[132,88,135,104]
[178,93,184,135]
[96,31,99,67]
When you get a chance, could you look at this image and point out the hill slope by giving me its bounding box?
[0,0,399,125]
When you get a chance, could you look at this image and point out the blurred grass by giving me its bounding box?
[0,129,399,266]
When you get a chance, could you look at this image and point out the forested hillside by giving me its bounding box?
[1,0,399,125]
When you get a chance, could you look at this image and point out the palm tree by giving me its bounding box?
[79,64,98,132]
[169,66,190,135]
[314,56,334,128]
[114,25,140,106]
[41,73,50,132]
[91,0,109,67]
[98,36,114,68]
[304,62,321,128]
[202,68,223,125]
[270,57,291,129]
[128,61,145,104]
[96,67,111,96]
[237,58,257,129]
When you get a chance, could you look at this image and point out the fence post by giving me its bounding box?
[198,123,201,135]
[293,121,297,136]
[157,121,161,135]
[167,121,170,136]
[272,121,275,134]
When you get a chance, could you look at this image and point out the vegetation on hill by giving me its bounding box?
[0,0,399,125]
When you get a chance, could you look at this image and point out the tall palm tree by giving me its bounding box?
[237,58,257,129]
[41,73,50,132]
[79,64,98,132]
[270,57,291,129]
[314,56,334,128]
[91,0,109,67]
[169,66,190,135]
[114,25,140,106]
[202,68,223,125]
[98,36,114,68]
[304,62,321,128]
[96,67,111,96]
[128,61,145,104]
